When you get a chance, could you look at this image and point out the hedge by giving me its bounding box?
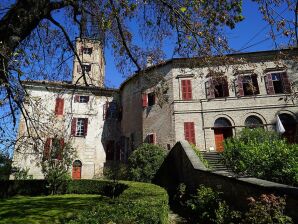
[67,181,169,224]
[0,180,48,197]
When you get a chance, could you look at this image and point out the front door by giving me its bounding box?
[214,128,233,152]
[72,166,81,180]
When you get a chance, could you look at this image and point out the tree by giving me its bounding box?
[0,151,12,180]
[0,0,297,154]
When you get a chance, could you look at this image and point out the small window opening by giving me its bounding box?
[83,47,92,55]
[148,92,155,106]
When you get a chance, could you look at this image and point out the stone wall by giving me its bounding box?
[155,141,298,222]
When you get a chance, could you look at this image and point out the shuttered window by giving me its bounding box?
[184,122,196,145]
[265,72,291,94]
[181,80,192,100]
[71,118,88,137]
[55,98,64,115]
[43,138,64,160]
[147,133,156,144]
[237,74,259,97]
[205,76,228,99]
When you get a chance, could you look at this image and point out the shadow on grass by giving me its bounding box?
[0,194,105,223]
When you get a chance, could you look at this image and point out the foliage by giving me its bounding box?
[13,167,33,180]
[242,194,293,224]
[186,185,241,224]
[41,142,76,194]
[223,128,298,186]
[0,180,48,198]
[103,161,128,182]
[128,143,167,182]
[65,181,169,224]
[0,151,11,180]
[67,179,127,198]
[191,144,210,169]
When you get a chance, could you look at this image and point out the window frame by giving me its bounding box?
[82,47,93,55]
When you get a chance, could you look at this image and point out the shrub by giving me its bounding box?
[186,185,241,224]
[223,128,298,186]
[0,152,12,180]
[128,143,167,182]
[242,194,293,224]
[66,181,169,224]
[191,144,210,169]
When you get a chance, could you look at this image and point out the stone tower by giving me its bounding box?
[72,38,105,87]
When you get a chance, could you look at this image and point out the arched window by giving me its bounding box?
[245,116,263,128]
[214,118,232,128]
[278,114,296,143]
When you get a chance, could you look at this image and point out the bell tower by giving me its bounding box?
[72,38,105,87]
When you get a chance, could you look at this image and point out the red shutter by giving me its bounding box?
[142,94,148,107]
[83,118,88,136]
[57,139,64,160]
[77,65,81,73]
[251,74,260,94]
[281,72,291,93]
[71,118,77,136]
[152,133,156,144]
[206,79,215,99]
[237,76,244,97]
[74,95,79,102]
[55,98,64,115]
[44,138,51,160]
[184,122,196,145]
[148,133,156,144]
[181,80,192,100]
[265,74,275,94]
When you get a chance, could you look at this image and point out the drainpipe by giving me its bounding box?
[200,99,207,151]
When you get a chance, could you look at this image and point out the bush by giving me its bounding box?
[242,194,293,224]
[128,143,167,182]
[66,181,169,224]
[223,128,298,186]
[186,185,241,224]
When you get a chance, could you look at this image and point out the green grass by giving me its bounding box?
[0,194,103,224]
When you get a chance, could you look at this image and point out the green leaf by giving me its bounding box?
[180,7,187,13]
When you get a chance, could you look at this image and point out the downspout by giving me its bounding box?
[200,99,207,151]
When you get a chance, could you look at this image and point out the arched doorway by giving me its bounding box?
[245,115,263,129]
[72,160,82,180]
[278,114,297,143]
[214,118,233,152]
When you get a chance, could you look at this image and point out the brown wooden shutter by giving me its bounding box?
[281,72,291,93]
[57,139,64,160]
[142,94,148,107]
[265,73,275,94]
[251,74,260,94]
[152,133,156,144]
[181,80,192,100]
[237,76,244,97]
[71,118,77,136]
[55,98,64,115]
[206,79,215,99]
[184,122,196,145]
[74,95,79,102]
[44,138,51,160]
[83,118,88,136]
[223,77,229,97]
[77,65,81,73]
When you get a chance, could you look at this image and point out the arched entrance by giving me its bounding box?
[245,115,263,129]
[72,160,82,180]
[278,114,297,143]
[213,118,233,152]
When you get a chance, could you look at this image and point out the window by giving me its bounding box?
[74,95,89,103]
[237,74,259,96]
[55,98,64,115]
[103,101,118,120]
[82,64,91,73]
[205,76,229,99]
[148,92,155,106]
[181,80,192,100]
[82,47,92,55]
[142,92,156,107]
[146,133,156,144]
[44,138,64,160]
[265,72,291,94]
[71,118,88,137]
[245,116,263,128]
[184,122,196,145]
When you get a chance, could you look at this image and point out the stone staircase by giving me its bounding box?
[202,152,232,172]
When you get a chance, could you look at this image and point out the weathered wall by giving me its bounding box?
[12,83,118,179]
[155,141,298,222]
[171,56,298,150]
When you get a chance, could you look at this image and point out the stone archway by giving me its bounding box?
[72,160,82,180]
[213,118,233,152]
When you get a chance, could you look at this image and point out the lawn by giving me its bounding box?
[0,194,103,224]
